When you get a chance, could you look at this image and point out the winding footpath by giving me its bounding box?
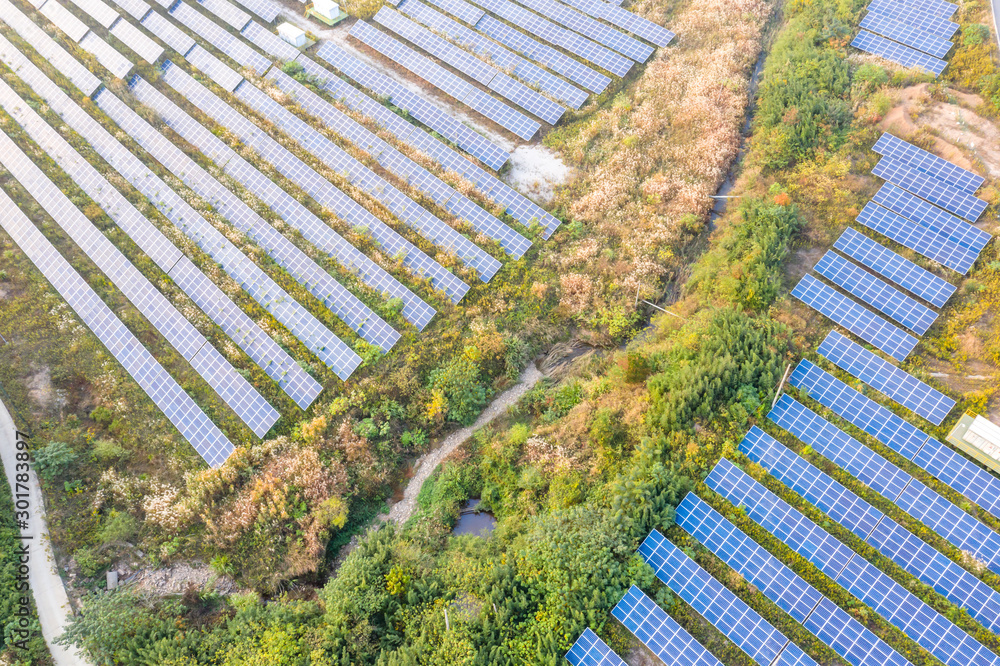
[0,398,88,665]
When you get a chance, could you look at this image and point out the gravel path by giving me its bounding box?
[386,364,543,524]
[0,399,90,665]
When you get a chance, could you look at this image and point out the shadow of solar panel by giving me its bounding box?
[834,229,955,307]
[39,0,90,41]
[171,1,271,74]
[513,0,652,61]
[640,529,818,666]
[676,494,911,666]
[791,359,1000,520]
[110,17,164,63]
[707,459,1000,666]
[873,157,988,222]
[865,3,958,39]
[740,426,1000,635]
[0,190,235,466]
[874,134,984,194]
[196,0,251,29]
[792,274,918,361]
[860,13,952,58]
[872,183,990,253]
[857,203,977,274]
[80,31,134,79]
[556,0,675,47]
[851,31,946,76]
[818,330,955,424]
[565,628,627,666]
[813,251,937,334]
[612,586,722,666]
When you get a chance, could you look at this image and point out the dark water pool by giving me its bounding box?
[451,499,497,536]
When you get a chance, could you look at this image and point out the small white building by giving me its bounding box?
[948,413,1000,475]
[313,0,340,20]
[277,22,307,48]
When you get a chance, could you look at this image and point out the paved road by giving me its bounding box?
[0,398,89,665]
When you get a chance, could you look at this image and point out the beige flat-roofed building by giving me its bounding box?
[948,413,1000,475]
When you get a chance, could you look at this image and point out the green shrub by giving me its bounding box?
[91,438,127,463]
[428,357,487,425]
[32,441,77,480]
[97,511,138,546]
[962,24,989,46]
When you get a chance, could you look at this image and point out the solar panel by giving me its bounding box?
[398,0,588,109]
[706,459,1000,666]
[612,586,722,666]
[851,31,946,76]
[314,42,511,170]
[812,251,937,335]
[818,330,955,424]
[466,0,634,76]
[740,426,1000,635]
[93,88,364,380]
[39,0,90,42]
[423,0,484,24]
[889,0,959,19]
[79,31,134,79]
[195,0,251,29]
[170,1,271,74]
[474,14,610,94]
[790,359,1000,520]
[792,274,918,361]
[864,4,958,40]
[859,13,952,58]
[833,229,955,308]
[183,45,245,91]
[241,21,299,63]
[292,54,560,236]
[350,21,541,139]
[112,0,152,19]
[857,203,977,274]
[0,190,235,467]
[872,183,990,253]
[0,0,101,94]
[229,0,280,22]
[639,529,819,666]
[556,0,675,47]
[873,157,988,222]
[110,17,164,63]
[512,0,653,62]
[873,134,984,194]
[64,0,122,26]
[141,10,196,56]
[676,495,911,666]
[565,629,627,666]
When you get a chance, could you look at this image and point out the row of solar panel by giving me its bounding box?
[852,0,958,74]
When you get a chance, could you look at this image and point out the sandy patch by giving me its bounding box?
[126,562,242,595]
[27,366,55,412]
[504,144,571,202]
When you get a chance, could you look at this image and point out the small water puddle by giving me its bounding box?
[451,499,497,537]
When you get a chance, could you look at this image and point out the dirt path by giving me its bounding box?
[0,399,89,665]
[386,363,543,524]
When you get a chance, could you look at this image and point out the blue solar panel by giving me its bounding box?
[565,629,627,666]
[872,183,990,253]
[170,1,271,74]
[859,13,952,58]
[873,134,984,194]
[612,586,722,666]
[639,530,819,666]
[873,157,988,222]
[857,203,977,274]
[834,229,955,307]
[556,0,675,47]
[818,330,955,425]
[851,31,946,76]
[512,0,654,62]
[864,3,958,39]
[891,0,959,19]
[707,459,1000,666]
[813,252,937,335]
[676,495,911,666]
[792,274,918,361]
[741,426,1000,634]
[791,359,1000,520]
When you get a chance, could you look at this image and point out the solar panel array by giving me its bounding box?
[426,0,484,23]
[564,628,627,666]
[141,10,196,56]
[769,395,1000,574]
[813,251,937,335]
[79,30,134,79]
[170,1,271,74]
[64,0,120,27]
[0,189,235,467]
[195,0,251,30]
[792,274,918,361]
[851,30,946,76]
[512,0,653,62]
[866,0,958,39]
[184,44,244,91]
[873,183,990,253]
[0,32,322,408]
[706,459,1000,666]
[350,20,541,140]
[314,42,510,169]
[857,201,976,274]
[109,16,164,64]
[859,13,952,58]
[873,157,988,222]
[241,20,299,63]
[296,52,560,236]
[374,6,566,123]
[398,0,587,109]
[790,359,1000,520]
[676,494,912,666]
[556,0,675,47]
[639,529,819,666]
[818,330,956,424]
[128,76,437,331]
[898,0,959,19]
[39,0,90,42]
[229,0,280,22]
[874,133,984,194]
[740,427,1000,634]
[834,229,955,307]
[612,586,723,666]
[94,88,365,379]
